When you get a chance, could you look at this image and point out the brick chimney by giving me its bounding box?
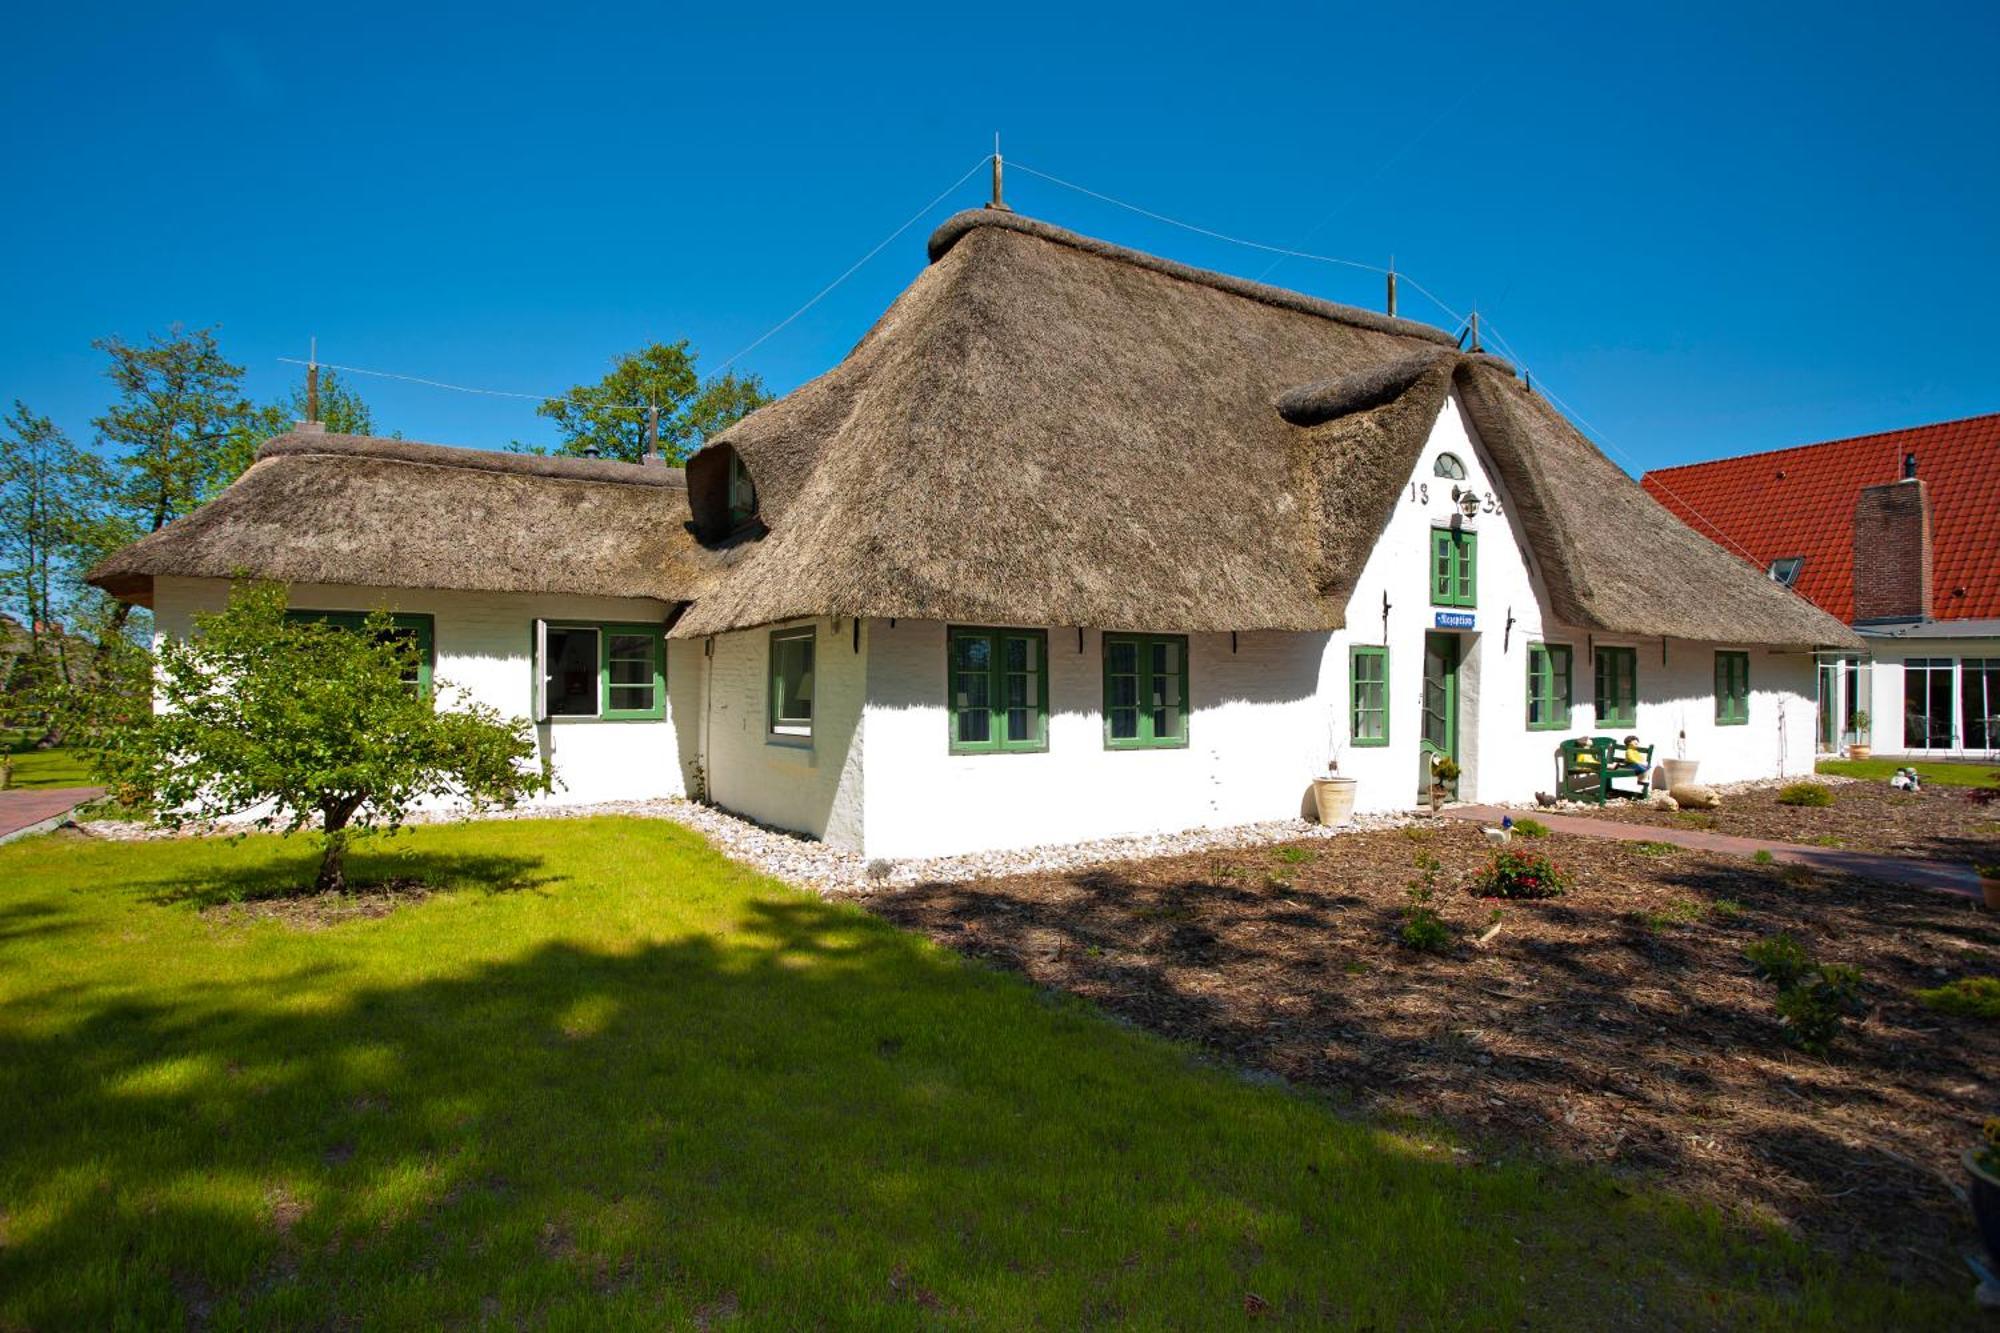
[1851,477,1932,622]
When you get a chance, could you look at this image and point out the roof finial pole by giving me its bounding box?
[1385,256,1398,319]
[1468,307,1481,354]
[306,336,320,423]
[989,133,1011,212]
[644,400,660,465]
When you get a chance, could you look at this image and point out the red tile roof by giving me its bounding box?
[1642,412,2000,625]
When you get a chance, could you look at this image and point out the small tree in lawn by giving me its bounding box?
[99,582,549,892]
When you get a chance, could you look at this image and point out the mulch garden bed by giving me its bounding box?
[1558,778,2000,865]
[867,821,2000,1278]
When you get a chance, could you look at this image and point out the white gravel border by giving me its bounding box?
[76,797,1416,894]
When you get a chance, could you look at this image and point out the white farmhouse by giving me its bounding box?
[90,209,1859,857]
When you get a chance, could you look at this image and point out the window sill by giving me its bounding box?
[1103,740,1192,752]
[1349,738,1391,748]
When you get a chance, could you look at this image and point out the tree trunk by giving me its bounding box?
[314,797,363,894]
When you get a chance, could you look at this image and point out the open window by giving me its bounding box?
[1768,556,1804,588]
[533,621,665,721]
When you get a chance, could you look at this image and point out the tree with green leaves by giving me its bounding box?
[95,582,550,892]
[536,341,770,464]
[93,325,255,528]
[221,368,380,483]
[0,402,133,740]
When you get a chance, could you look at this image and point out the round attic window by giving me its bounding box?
[1433,452,1467,480]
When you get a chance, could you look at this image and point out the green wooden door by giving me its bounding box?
[1419,632,1460,798]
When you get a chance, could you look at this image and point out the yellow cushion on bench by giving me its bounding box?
[1573,751,1600,769]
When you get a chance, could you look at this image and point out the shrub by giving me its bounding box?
[1745,933,1865,1054]
[1474,847,1572,899]
[1744,933,1813,988]
[1773,964,1865,1055]
[1752,849,1775,865]
[1632,840,1677,857]
[1777,782,1834,808]
[1915,976,2000,1020]
[1673,811,1716,830]
[1274,846,1314,865]
[1510,818,1550,839]
[1400,855,1452,952]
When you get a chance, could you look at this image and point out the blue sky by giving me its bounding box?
[3,1,1994,474]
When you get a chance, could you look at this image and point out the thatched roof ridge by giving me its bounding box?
[88,433,711,608]
[929,209,1461,347]
[1451,362,1862,647]
[259,431,688,487]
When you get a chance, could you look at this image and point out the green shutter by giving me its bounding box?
[1103,633,1190,750]
[1527,643,1571,730]
[948,627,1048,753]
[1350,645,1390,746]
[1715,651,1749,725]
[1594,646,1637,727]
[1429,530,1477,608]
[601,624,666,720]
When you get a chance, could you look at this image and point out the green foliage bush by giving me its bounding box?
[1474,848,1572,899]
[1743,933,1812,988]
[1399,855,1452,952]
[1776,782,1834,808]
[1744,933,1865,1054]
[1773,965,1865,1056]
[1915,976,2000,1020]
[1510,818,1549,839]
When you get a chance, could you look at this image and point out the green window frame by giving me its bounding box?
[768,625,816,740]
[541,621,666,720]
[1714,650,1750,726]
[1429,528,1477,607]
[1594,646,1638,727]
[1350,645,1390,746]
[1526,643,1572,730]
[947,626,1049,753]
[1103,633,1190,749]
[286,609,435,696]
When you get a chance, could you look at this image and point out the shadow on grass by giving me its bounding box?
[3,872,1951,1330]
[137,848,555,909]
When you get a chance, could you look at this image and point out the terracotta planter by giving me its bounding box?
[1311,776,1357,826]
[1847,744,1872,761]
[1661,758,1699,790]
[1967,1150,2000,1268]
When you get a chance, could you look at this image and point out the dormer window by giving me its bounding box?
[1433,452,1467,480]
[727,453,758,529]
[1768,556,1803,588]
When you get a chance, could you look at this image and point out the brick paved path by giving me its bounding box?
[1440,804,1982,901]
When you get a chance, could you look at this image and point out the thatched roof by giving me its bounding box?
[675,209,1858,648]
[88,431,712,608]
[90,212,1858,650]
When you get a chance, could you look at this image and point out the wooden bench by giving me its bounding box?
[1556,736,1654,806]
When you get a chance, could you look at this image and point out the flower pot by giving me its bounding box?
[1311,776,1357,826]
[1661,758,1699,790]
[1967,1150,2000,1266]
[1847,744,1872,761]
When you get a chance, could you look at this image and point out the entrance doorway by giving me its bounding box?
[1419,631,1461,801]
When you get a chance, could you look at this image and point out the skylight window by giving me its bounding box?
[1768,557,1804,588]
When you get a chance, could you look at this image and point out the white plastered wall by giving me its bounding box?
[696,616,866,849]
[149,576,690,807]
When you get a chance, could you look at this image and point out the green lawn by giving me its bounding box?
[1817,755,1999,788]
[2,743,94,790]
[0,818,1964,1328]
